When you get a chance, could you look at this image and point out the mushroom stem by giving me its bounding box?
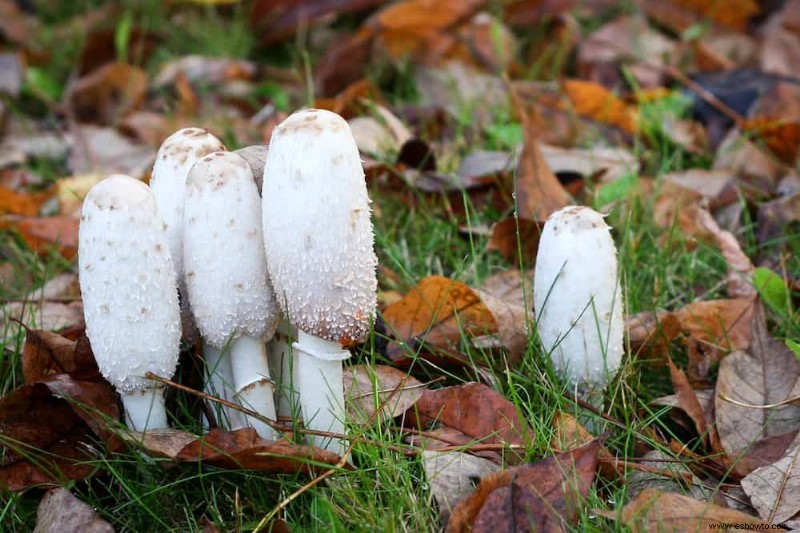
[230,335,277,440]
[267,321,297,421]
[203,342,244,429]
[292,330,349,456]
[120,388,169,431]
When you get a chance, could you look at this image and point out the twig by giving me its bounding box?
[718,392,800,410]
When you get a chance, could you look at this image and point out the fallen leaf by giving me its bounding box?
[596,488,770,531]
[381,275,498,364]
[153,55,256,88]
[446,440,600,532]
[423,450,499,523]
[540,144,639,185]
[474,269,532,363]
[509,83,571,221]
[175,428,342,474]
[666,355,711,448]
[626,449,711,502]
[15,216,79,260]
[486,217,541,266]
[662,169,735,204]
[562,79,638,134]
[408,382,531,461]
[251,0,383,46]
[757,191,800,245]
[67,125,156,179]
[68,62,147,125]
[0,374,120,491]
[34,487,113,533]
[22,329,98,383]
[343,364,424,425]
[371,0,486,62]
[742,118,800,165]
[56,173,104,216]
[741,439,800,524]
[0,185,52,216]
[714,306,800,461]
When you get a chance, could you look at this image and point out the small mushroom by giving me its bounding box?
[262,108,378,455]
[78,175,180,431]
[533,206,624,414]
[183,151,280,439]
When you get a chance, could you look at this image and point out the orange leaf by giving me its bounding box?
[562,80,638,134]
[0,186,52,216]
[741,117,800,165]
[381,275,498,364]
[15,216,80,260]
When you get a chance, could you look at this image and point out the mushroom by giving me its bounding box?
[235,144,269,194]
[262,108,378,456]
[78,174,181,431]
[533,206,624,414]
[183,151,280,439]
[149,128,233,422]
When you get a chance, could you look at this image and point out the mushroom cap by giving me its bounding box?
[234,145,269,195]
[78,174,181,394]
[533,206,624,389]
[183,151,279,347]
[262,108,377,343]
[150,127,226,279]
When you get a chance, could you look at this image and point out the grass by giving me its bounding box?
[2,3,800,532]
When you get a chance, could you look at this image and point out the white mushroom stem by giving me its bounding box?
[267,321,297,421]
[292,330,350,456]
[229,335,277,439]
[202,342,244,429]
[121,390,169,431]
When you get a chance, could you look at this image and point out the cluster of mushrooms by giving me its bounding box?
[78,107,625,458]
[79,109,376,455]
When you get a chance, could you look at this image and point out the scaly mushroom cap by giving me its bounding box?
[79,174,181,394]
[183,151,279,347]
[262,108,377,343]
[150,127,226,279]
[533,206,624,389]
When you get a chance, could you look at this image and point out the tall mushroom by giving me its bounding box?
[78,174,181,431]
[262,108,378,456]
[149,128,233,422]
[183,151,280,439]
[533,206,624,414]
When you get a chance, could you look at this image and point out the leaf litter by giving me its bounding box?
[1,0,800,530]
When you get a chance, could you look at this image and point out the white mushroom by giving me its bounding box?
[150,127,226,331]
[78,174,180,431]
[149,128,231,422]
[533,206,624,414]
[262,108,378,456]
[183,151,280,439]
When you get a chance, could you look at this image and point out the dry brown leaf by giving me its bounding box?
[666,355,712,449]
[175,428,342,474]
[370,0,486,62]
[446,440,600,533]
[742,117,800,165]
[562,79,638,134]
[486,217,541,267]
[22,329,97,383]
[714,306,800,461]
[68,62,147,125]
[408,382,531,461]
[14,216,79,260]
[423,450,500,523]
[508,84,570,221]
[741,439,800,525]
[381,275,498,364]
[153,55,256,88]
[0,374,120,491]
[34,487,113,533]
[596,488,770,532]
[343,364,424,425]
